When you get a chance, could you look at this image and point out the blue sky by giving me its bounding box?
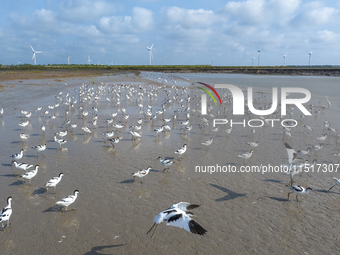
[1,0,340,66]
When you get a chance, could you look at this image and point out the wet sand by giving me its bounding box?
[0,72,340,254]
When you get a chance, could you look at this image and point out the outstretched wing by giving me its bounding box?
[284,143,303,164]
[188,220,207,235]
[167,213,207,235]
[171,202,200,211]
[284,143,296,164]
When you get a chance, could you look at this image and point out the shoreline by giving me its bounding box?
[1,67,340,85]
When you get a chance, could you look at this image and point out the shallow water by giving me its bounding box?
[0,73,340,254]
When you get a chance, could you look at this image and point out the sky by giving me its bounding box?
[1,0,340,66]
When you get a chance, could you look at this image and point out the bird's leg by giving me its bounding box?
[46,188,49,198]
[290,174,294,186]
[146,223,156,235]
[151,224,158,239]
[328,185,335,192]
[287,192,292,201]
[296,194,299,202]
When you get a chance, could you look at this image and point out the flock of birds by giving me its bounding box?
[1,72,340,239]
[0,78,208,236]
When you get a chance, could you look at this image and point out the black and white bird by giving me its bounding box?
[46,173,64,196]
[0,197,12,230]
[10,149,24,160]
[56,190,80,212]
[147,202,207,238]
[328,177,340,192]
[174,144,187,158]
[132,167,151,184]
[56,130,67,137]
[108,137,122,147]
[158,157,174,171]
[286,185,312,202]
[283,143,306,184]
[82,126,91,135]
[238,150,254,162]
[154,125,164,136]
[19,120,29,128]
[201,137,213,148]
[246,141,259,147]
[21,165,39,185]
[130,130,141,139]
[102,130,115,142]
[31,144,46,157]
[54,135,67,148]
[12,160,33,171]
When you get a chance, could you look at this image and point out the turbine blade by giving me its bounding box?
[30,45,35,52]
[32,53,36,60]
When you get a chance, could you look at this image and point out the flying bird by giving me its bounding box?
[147,202,207,238]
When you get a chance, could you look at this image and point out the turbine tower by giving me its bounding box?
[147,44,154,65]
[30,45,42,65]
[257,50,261,66]
[283,54,287,66]
[67,56,70,65]
[308,51,313,66]
[252,57,255,66]
[87,56,92,65]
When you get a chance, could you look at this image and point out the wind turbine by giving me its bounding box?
[30,45,42,65]
[147,44,154,65]
[252,57,255,66]
[257,49,261,66]
[87,56,92,65]
[308,51,313,66]
[67,56,70,65]
[283,54,287,66]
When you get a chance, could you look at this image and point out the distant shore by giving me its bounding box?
[1,66,340,84]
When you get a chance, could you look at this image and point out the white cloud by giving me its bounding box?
[268,0,300,17]
[310,30,340,44]
[166,7,223,29]
[34,8,56,23]
[99,16,132,33]
[223,0,266,25]
[222,0,300,26]
[131,7,153,30]
[58,0,118,22]
[292,1,340,26]
[76,25,101,37]
[99,7,153,34]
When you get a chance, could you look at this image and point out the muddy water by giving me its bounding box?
[0,72,340,254]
